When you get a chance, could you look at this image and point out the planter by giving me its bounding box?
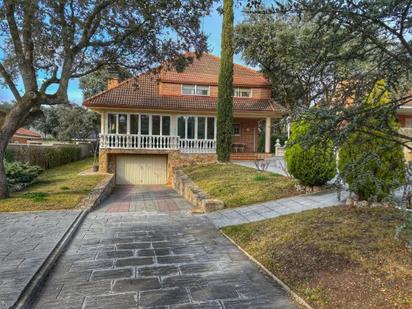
[92,164,99,172]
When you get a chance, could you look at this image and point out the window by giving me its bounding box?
[182,85,195,95]
[177,116,215,140]
[207,117,215,139]
[197,117,205,139]
[162,116,170,136]
[233,124,241,136]
[130,114,139,134]
[152,115,161,135]
[118,114,127,134]
[234,88,252,98]
[182,84,210,96]
[140,115,149,135]
[107,114,116,134]
[196,85,209,96]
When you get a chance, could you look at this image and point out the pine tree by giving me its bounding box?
[216,0,234,162]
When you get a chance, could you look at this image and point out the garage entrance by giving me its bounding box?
[115,155,167,185]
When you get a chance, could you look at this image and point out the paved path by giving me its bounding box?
[33,186,297,309]
[0,210,81,309]
[232,158,288,176]
[206,191,344,228]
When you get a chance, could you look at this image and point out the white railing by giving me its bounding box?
[179,139,216,153]
[99,134,216,153]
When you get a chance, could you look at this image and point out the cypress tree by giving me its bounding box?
[216,0,234,162]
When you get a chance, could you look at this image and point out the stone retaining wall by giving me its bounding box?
[173,169,224,213]
[76,174,115,210]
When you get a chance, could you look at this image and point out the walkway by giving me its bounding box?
[0,210,81,309]
[32,186,297,308]
[206,191,344,228]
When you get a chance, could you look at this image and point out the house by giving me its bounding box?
[397,102,412,161]
[11,128,42,144]
[84,53,282,185]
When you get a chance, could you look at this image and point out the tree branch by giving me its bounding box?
[0,62,21,100]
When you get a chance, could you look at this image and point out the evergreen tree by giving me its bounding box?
[216,0,234,162]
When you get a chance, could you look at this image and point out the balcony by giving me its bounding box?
[100,134,216,153]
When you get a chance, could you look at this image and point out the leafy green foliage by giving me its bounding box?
[339,81,405,201]
[6,146,81,170]
[216,0,234,162]
[285,121,336,186]
[5,161,43,187]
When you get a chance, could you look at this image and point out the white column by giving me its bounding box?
[265,117,271,153]
[100,111,105,134]
[170,115,177,136]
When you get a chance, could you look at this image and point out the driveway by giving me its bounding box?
[33,185,297,308]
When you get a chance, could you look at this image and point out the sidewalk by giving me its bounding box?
[205,191,345,228]
[0,210,81,309]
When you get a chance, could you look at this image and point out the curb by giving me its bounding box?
[220,230,313,309]
[13,210,88,309]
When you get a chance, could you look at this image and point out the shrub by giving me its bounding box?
[285,121,336,186]
[6,145,81,169]
[338,81,405,201]
[5,161,43,187]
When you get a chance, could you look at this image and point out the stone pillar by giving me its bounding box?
[99,150,109,173]
[265,117,271,153]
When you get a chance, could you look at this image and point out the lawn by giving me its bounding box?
[182,163,298,208]
[223,206,412,309]
[0,157,105,212]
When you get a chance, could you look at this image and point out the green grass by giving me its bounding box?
[223,206,412,308]
[0,157,105,212]
[182,163,298,208]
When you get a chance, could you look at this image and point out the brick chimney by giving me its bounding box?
[107,78,119,90]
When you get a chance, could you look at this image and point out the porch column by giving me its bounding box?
[265,117,271,153]
[100,111,105,134]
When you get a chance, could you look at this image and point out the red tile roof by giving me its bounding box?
[84,53,279,113]
[14,128,41,138]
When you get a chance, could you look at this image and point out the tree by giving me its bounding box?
[79,66,132,99]
[285,120,336,186]
[0,0,213,198]
[216,0,234,162]
[31,107,59,138]
[339,80,405,201]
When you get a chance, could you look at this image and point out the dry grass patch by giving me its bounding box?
[182,163,298,208]
[0,157,104,212]
[223,206,412,308]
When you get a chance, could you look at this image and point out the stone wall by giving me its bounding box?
[76,174,115,210]
[173,170,224,213]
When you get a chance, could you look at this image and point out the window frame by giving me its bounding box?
[181,84,210,96]
[176,115,216,140]
[233,87,252,98]
[232,123,241,136]
[106,113,171,136]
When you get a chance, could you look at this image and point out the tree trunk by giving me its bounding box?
[0,96,38,198]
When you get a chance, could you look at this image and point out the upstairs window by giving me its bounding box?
[182,84,210,96]
[234,88,252,98]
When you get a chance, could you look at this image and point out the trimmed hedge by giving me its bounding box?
[6,145,82,169]
[285,121,336,186]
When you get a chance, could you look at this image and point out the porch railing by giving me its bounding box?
[99,134,216,153]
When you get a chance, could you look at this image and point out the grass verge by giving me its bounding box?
[182,163,298,208]
[223,206,412,308]
[0,157,104,212]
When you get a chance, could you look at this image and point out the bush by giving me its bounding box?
[6,145,82,169]
[338,80,405,201]
[285,121,336,186]
[5,161,43,188]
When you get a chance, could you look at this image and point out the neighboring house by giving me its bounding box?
[84,53,282,185]
[398,102,412,161]
[11,128,42,144]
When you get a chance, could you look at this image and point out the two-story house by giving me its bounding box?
[84,53,282,185]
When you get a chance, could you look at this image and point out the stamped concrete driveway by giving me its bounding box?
[33,185,297,309]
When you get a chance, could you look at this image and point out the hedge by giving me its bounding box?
[6,145,82,169]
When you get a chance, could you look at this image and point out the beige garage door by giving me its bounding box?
[116,155,167,185]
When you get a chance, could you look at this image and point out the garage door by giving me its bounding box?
[116,155,167,185]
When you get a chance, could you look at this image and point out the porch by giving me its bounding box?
[98,112,274,155]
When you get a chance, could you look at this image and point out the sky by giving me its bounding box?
[0,3,251,105]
